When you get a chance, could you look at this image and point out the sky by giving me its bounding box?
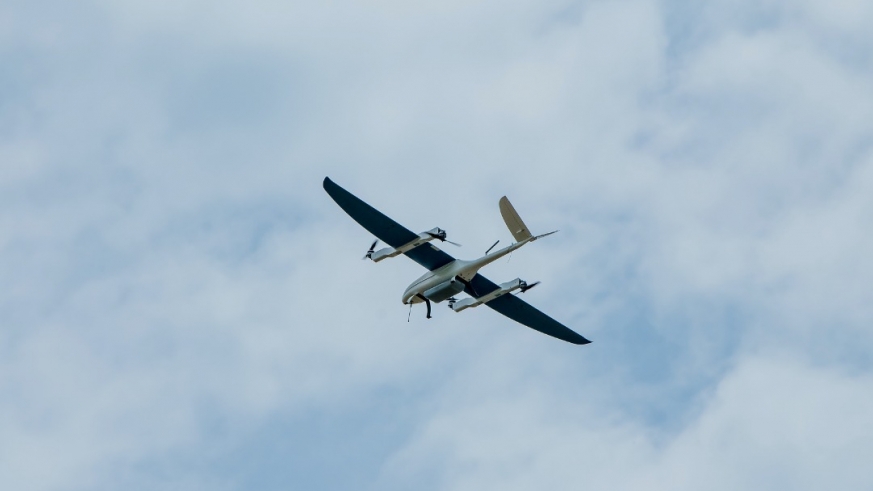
[2,0,873,489]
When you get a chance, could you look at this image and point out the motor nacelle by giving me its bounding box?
[423,278,466,303]
[370,246,399,262]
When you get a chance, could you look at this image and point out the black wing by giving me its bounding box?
[323,177,456,271]
[465,274,591,345]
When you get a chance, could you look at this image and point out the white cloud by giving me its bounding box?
[1,0,872,489]
[378,355,873,490]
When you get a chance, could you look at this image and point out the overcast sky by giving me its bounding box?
[2,0,873,489]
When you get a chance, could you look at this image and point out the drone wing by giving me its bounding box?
[323,177,456,271]
[464,274,591,345]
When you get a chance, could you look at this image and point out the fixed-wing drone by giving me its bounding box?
[323,177,590,345]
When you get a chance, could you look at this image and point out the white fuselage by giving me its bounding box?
[402,237,533,304]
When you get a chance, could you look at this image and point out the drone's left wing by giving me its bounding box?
[464,274,591,345]
[323,177,456,271]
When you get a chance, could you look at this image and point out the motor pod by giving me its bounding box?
[370,246,399,262]
[423,278,466,303]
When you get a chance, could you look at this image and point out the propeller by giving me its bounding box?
[485,240,500,255]
[518,280,540,294]
[427,228,461,247]
[363,239,379,260]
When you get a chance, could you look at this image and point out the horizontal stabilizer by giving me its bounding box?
[499,196,532,242]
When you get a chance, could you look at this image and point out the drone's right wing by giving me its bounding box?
[464,274,591,345]
[323,177,456,271]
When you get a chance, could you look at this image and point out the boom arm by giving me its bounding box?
[370,228,456,262]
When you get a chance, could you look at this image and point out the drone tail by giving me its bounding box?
[499,196,533,242]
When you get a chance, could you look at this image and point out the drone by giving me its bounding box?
[323,177,590,345]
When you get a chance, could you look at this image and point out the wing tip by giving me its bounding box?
[565,334,592,345]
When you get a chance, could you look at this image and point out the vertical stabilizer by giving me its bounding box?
[499,197,532,242]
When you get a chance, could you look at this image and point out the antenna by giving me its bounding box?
[485,240,499,255]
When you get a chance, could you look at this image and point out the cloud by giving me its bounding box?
[1,0,872,489]
[378,355,873,491]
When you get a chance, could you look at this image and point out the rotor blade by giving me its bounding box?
[515,281,541,295]
[485,240,500,255]
[427,231,461,247]
[363,239,379,259]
